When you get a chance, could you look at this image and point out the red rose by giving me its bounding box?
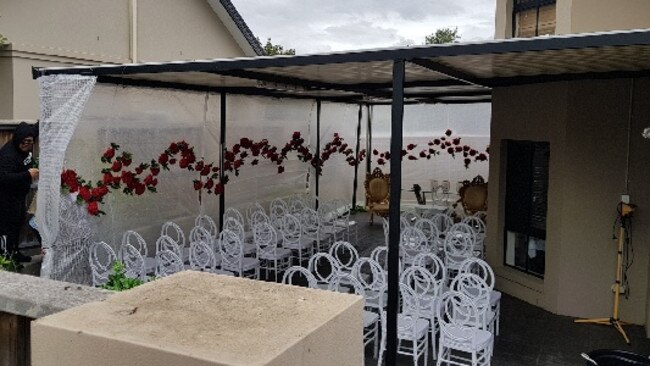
[193,180,203,190]
[122,158,132,167]
[240,138,252,148]
[103,148,115,159]
[408,155,417,160]
[79,187,92,202]
[204,179,214,189]
[277,166,285,174]
[187,153,196,164]
[452,138,461,145]
[419,151,427,158]
[201,165,211,176]
[407,144,416,150]
[447,147,454,154]
[214,183,224,195]
[150,166,160,176]
[233,160,242,169]
[292,131,301,140]
[87,201,99,216]
[151,178,158,187]
[469,149,477,156]
[179,158,189,169]
[134,184,146,195]
[121,171,134,185]
[91,187,102,199]
[195,161,204,171]
[463,145,470,151]
[103,173,113,185]
[158,153,169,165]
[445,129,452,136]
[112,176,121,185]
[169,158,177,165]
[111,161,122,172]
[477,153,488,161]
[251,159,259,166]
[212,166,219,173]
[464,158,471,167]
[377,158,385,165]
[455,146,463,152]
[135,167,143,175]
[169,142,179,154]
[232,144,241,154]
[143,175,153,186]
[433,139,441,145]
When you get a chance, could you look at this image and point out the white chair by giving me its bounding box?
[254,222,292,281]
[225,207,253,241]
[246,202,266,229]
[413,252,447,291]
[351,257,387,314]
[450,273,496,334]
[195,214,218,241]
[270,204,287,230]
[319,201,345,244]
[402,210,419,226]
[329,274,380,360]
[250,210,270,231]
[281,266,317,288]
[308,252,342,290]
[189,238,233,276]
[89,241,117,287]
[155,249,185,278]
[280,214,312,265]
[122,230,155,274]
[414,218,442,253]
[289,197,307,215]
[400,227,428,268]
[329,241,359,277]
[461,216,486,257]
[300,208,325,252]
[443,231,474,281]
[436,291,493,366]
[378,283,430,366]
[219,229,260,279]
[459,258,501,335]
[161,221,187,260]
[430,213,454,234]
[119,243,146,281]
[156,235,184,264]
[223,217,256,255]
[334,203,358,244]
[448,222,478,253]
[224,207,245,227]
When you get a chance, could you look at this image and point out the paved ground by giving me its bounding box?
[349,212,650,366]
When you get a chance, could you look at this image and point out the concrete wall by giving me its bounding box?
[495,0,650,39]
[0,0,250,120]
[487,78,650,327]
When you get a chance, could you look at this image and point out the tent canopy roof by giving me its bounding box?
[33,29,650,105]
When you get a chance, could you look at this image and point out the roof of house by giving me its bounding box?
[33,29,650,105]
[209,0,264,56]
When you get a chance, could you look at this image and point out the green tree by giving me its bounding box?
[425,27,460,45]
[0,34,8,46]
[261,37,295,56]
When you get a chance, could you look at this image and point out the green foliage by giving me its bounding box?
[0,254,21,272]
[350,205,367,213]
[101,261,144,291]
[425,27,460,45]
[260,37,295,56]
[0,34,8,46]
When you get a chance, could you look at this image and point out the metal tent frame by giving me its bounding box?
[33,28,650,365]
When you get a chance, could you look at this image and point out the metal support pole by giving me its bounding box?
[366,104,373,176]
[315,100,321,210]
[219,92,226,231]
[386,60,405,365]
[352,104,362,209]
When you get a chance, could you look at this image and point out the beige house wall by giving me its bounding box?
[488,78,650,328]
[495,0,650,39]
[0,0,251,121]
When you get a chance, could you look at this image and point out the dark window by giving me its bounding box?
[504,140,549,277]
[513,0,556,38]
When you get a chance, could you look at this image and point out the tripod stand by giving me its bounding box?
[574,204,633,344]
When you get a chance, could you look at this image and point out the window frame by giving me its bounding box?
[512,0,557,38]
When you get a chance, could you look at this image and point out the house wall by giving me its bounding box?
[0,0,250,120]
[495,0,650,39]
[487,78,650,327]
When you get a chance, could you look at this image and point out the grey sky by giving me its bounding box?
[231,0,497,54]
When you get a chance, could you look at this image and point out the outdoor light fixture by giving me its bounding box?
[642,127,650,139]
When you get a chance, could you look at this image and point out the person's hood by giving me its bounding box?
[12,122,37,150]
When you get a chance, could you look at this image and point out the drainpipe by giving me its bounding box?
[129,0,138,63]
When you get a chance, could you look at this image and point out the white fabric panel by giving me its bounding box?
[315,102,360,204]
[37,75,97,280]
[65,85,220,258]
[224,96,316,212]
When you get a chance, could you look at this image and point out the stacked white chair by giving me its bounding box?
[430,213,454,235]
[400,227,428,268]
[195,214,218,242]
[280,214,312,264]
[254,221,292,281]
[436,291,493,366]
[119,243,147,282]
[300,208,325,252]
[189,238,233,276]
[351,257,387,314]
[155,235,188,275]
[308,252,342,290]
[462,216,486,258]
[223,217,256,255]
[89,241,117,287]
[122,230,155,274]
[450,273,497,334]
[378,283,430,366]
[329,241,359,278]
[155,250,185,278]
[443,231,474,281]
[219,229,260,279]
[414,218,442,253]
[459,258,501,335]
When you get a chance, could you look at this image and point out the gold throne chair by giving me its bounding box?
[458,175,488,216]
[365,168,390,224]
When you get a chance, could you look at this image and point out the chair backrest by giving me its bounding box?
[401,210,419,225]
[289,198,307,215]
[120,243,146,281]
[450,273,491,309]
[400,227,428,260]
[430,213,454,234]
[449,222,477,242]
[413,252,446,287]
[156,250,184,278]
[370,246,388,267]
[189,239,217,272]
[156,235,183,260]
[270,204,287,229]
[308,252,341,285]
[458,258,495,291]
[282,266,317,288]
[400,265,440,302]
[219,229,244,268]
[458,175,488,215]
[443,231,474,258]
[246,202,266,227]
[250,210,270,229]
[161,221,186,251]
[414,218,441,250]
[352,257,386,305]
[223,216,245,242]
[365,167,390,205]
[462,215,486,235]
[300,208,321,238]
[195,214,218,240]
[122,230,148,258]
[279,214,301,245]
[329,241,359,272]
[89,241,117,286]
[270,198,288,214]
[224,207,245,226]
[328,273,365,296]
[253,221,279,258]
[437,291,482,341]
[190,225,214,249]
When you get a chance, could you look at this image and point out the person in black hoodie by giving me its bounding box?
[0,122,39,262]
